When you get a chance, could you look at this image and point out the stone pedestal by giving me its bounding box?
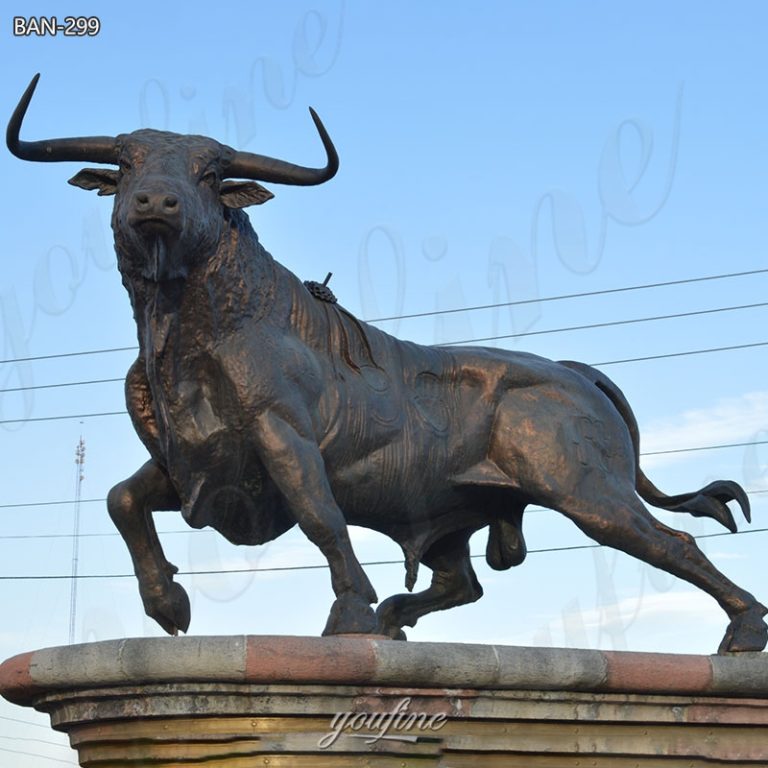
[2,636,767,766]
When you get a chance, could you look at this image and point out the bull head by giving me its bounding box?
[7,74,339,282]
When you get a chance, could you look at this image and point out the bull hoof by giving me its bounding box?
[322,593,377,636]
[143,581,191,636]
[378,624,407,641]
[718,604,768,654]
[374,595,409,640]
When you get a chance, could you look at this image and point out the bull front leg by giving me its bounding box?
[107,459,191,635]
[255,410,378,635]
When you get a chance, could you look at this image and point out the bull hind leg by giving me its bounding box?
[375,529,482,639]
[556,483,767,653]
[107,459,191,635]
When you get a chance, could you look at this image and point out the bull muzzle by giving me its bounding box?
[129,189,182,235]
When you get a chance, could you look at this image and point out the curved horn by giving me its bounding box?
[225,107,339,185]
[7,74,118,163]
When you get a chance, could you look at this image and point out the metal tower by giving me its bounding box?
[68,436,86,644]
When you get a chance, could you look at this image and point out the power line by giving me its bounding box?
[643,439,768,457]
[0,346,135,365]
[6,320,768,400]
[2,268,766,366]
[3,489,767,540]
[593,340,768,367]
[6,486,768,519]
[1,448,767,515]
[367,267,768,323]
[1,337,766,422]
[0,377,122,394]
[471,525,768,560]
[1,321,765,400]
[0,734,73,750]
[0,715,51,730]
[0,341,768,428]
[2,528,767,581]
[0,746,76,765]
[0,411,126,425]
[0,529,213,540]
[442,301,768,346]
[0,498,103,509]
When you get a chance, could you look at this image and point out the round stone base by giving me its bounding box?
[2,636,768,766]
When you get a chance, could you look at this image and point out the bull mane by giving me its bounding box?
[286,263,385,377]
[206,206,384,380]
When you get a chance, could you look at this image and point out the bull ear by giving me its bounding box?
[220,180,274,208]
[68,168,119,196]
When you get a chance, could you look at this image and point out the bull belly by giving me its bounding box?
[329,447,491,549]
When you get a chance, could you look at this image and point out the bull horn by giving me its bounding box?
[7,74,118,164]
[225,107,339,185]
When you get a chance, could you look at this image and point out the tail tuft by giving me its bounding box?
[641,479,750,533]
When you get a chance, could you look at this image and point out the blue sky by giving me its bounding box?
[2,3,767,764]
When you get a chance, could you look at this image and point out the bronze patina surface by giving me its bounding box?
[7,75,766,653]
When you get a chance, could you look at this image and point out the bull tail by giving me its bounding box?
[559,360,751,533]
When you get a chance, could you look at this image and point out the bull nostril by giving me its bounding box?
[163,195,178,211]
[135,192,150,210]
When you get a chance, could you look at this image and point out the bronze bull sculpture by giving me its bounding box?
[9,75,766,653]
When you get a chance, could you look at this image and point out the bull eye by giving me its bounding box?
[201,169,218,187]
[119,159,132,175]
